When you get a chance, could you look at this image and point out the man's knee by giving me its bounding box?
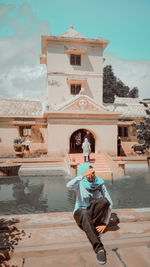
[74,208,88,222]
[96,197,110,208]
[74,209,89,230]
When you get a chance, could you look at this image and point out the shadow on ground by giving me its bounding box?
[105,212,120,233]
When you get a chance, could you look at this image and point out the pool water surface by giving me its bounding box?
[0,164,149,216]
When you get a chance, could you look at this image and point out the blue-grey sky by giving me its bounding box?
[0,0,150,99]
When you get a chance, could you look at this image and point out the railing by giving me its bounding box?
[101,150,125,177]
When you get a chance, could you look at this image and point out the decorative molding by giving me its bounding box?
[66,77,86,85]
[47,72,103,78]
[59,96,103,112]
[66,49,86,55]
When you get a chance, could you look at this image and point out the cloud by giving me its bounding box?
[0,2,150,101]
[104,52,150,99]
[0,2,50,38]
[0,35,47,99]
[0,64,46,99]
[0,2,49,100]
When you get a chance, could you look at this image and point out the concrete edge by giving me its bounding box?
[9,235,150,256]
[0,208,150,229]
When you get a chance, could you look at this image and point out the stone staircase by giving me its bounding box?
[68,152,121,180]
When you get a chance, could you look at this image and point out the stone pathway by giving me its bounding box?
[1,208,149,267]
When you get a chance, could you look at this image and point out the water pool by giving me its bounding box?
[0,164,149,216]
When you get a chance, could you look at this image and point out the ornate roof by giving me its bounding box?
[40,26,109,64]
[59,25,87,39]
[0,98,43,118]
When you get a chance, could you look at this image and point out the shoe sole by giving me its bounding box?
[96,259,106,265]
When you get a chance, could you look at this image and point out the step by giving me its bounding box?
[69,153,112,174]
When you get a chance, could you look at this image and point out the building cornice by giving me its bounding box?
[40,35,109,64]
[0,117,47,125]
[44,112,120,120]
[47,72,103,78]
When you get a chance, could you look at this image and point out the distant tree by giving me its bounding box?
[116,80,130,97]
[132,101,150,154]
[103,65,139,103]
[103,65,117,103]
[128,87,139,98]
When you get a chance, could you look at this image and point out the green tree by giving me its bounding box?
[103,65,139,103]
[129,87,139,98]
[103,65,117,103]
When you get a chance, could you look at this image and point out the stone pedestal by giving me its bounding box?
[117,161,126,176]
[147,156,150,170]
[69,162,79,177]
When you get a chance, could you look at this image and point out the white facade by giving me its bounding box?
[40,26,119,156]
[46,41,104,105]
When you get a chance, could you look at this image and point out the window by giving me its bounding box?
[118,126,128,137]
[70,84,81,95]
[20,126,31,137]
[70,54,81,65]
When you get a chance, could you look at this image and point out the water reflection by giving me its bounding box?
[0,164,149,216]
[0,176,46,215]
[105,163,150,209]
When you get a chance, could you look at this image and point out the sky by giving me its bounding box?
[0,0,150,100]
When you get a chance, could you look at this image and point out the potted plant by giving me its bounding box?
[13,137,25,158]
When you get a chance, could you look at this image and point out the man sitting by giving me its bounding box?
[66,163,112,265]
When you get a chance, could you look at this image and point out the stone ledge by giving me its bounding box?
[9,235,150,256]
[1,209,150,267]
[1,208,149,228]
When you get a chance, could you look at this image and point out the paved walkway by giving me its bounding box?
[1,208,150,267]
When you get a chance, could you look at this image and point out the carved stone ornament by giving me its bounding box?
[79,99,87,111]
[59,96,102,112]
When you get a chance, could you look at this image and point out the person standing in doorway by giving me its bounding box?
[117,136,121,156]
[82,137,91,162]
[75,132,82,152]
[25,136,31,157]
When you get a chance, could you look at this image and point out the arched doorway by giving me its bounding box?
[69,129,95,153]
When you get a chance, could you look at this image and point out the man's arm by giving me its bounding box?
[66,175,83,190]
[96,184,113,234]
[101,184,113,225]
[66,168,94,190]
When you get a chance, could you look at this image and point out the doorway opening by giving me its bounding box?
[69,129,95,153]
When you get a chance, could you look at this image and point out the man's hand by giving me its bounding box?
[82,168,95,179]
[96,225,107,234]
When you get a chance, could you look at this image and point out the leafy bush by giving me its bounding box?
[13,137,24,144]
[132,101,150,154]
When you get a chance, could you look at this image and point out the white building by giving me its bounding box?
[40,26,120,156]
[1,26,148,157]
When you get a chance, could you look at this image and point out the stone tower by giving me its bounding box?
[40,25,109,107]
